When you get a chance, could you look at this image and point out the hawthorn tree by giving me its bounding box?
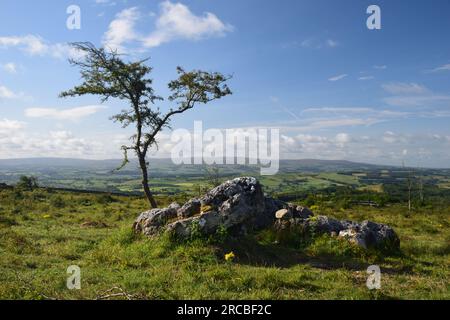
[60,42,232,208]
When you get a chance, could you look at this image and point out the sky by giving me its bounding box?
[1,0,450,167]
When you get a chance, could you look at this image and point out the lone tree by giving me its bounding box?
[60,43,232,208]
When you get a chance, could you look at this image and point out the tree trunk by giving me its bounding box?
[138,155,158,208]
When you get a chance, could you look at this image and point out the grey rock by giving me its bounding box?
[339,228,367,248]
[133,206,178,236]
[168,202,181,211]
[338,220,400,249]
[166,217,198,239]
[294,206,314,219]
[305,215,346,234]
[168,177,269,239]
[177,199,201,218]
[359,220,400,249]
[167,211,223,239]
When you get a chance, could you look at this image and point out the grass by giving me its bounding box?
[0,188,449,300]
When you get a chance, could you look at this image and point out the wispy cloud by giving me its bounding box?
[0,86,17,99]
[325,39,339,48]
[373,65,387,70]
[1,62,17,74]
[358,76,374,81]
[328,74,347,82]
[382,82,450,107]
[269,96,301,121]
[95,0,117,5]
[428,63,450,72]
[384,95,450,107]
[0,85,27,100]
[297,38,339,49]
[25,105,107,120]
[382,82,429,94]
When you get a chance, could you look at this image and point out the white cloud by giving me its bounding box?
[382,82,429,95]
[328,74,347,82]
[358,76,374,81]
[102,2,233,53]
[25,105,107,120]
[335,133,350,144]
[2,62,17,74]
[0,118,25,132]
[143,1,233,48]
[0,85,29,100]
[326,39,339,48]
[373,65,387,70]
[0,35,47,55]
[383,131,398,144]
[0,86,17,99]
[103,7,141,52]
[0,35,84,60]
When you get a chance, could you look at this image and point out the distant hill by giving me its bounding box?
[0,157,392,176]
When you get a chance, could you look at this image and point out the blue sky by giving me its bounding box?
[1,0,450,167]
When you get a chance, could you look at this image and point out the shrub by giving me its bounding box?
[16,176,38,191]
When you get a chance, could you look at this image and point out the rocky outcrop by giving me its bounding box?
[133,177,400,251]
[134,177,276,238]
[276,214,400,250]
[337,220,400,249]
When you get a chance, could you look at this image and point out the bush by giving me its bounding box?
[16,176,38,191]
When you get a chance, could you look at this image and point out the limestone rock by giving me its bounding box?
[177,199,201,218]
[133,207,178,236]
[133,177,399,251]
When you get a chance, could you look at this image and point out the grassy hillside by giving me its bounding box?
[0,187,448,300]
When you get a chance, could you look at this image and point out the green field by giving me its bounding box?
[0,187,449,300]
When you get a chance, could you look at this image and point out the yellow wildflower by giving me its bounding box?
[225,252,235,262]
[42,214,51,219]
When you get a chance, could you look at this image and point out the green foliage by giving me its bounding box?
[16,176,38,191]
